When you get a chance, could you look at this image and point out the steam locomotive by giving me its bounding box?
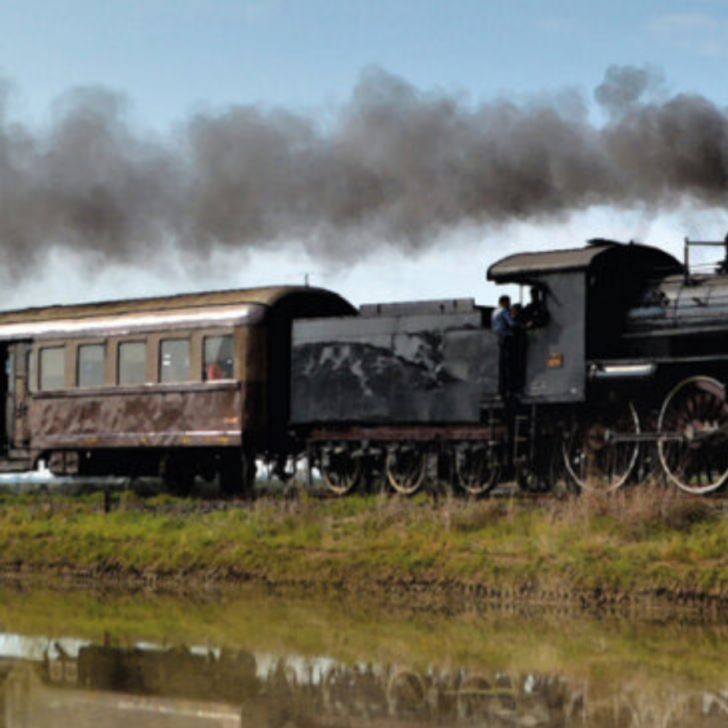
[0,235,727,496]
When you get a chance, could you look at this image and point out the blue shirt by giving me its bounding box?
[492,307,515,337]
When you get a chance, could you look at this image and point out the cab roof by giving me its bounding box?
[487,240,683,283]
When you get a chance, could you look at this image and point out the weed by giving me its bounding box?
[0,491,724,602]
[445,500,509,533]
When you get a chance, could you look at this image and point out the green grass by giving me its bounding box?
[0,488,726,605]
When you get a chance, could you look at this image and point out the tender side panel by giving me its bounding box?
[291,309,498,425]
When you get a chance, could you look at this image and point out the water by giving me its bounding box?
[0,586,727,727]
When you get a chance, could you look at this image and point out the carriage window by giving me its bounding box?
[203,335,234,381]
[160,339,190,383]
[39,347,65,391]
[27,351,36,393]
[77,344,105,388]
[118,342,146,385]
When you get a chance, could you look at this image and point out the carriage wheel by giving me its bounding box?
[562,402,640,492]
[386,449,427,495]
[456,447,500,496]
[658,376,728,494]
[321,451,362,496]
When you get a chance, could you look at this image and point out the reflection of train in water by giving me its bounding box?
[5,235,728,496]
[1,633,728,727]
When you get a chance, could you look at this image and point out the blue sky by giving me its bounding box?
[3,0,728,126]
[1,0,728,306]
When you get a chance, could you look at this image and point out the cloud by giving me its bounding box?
[0,66,727,283]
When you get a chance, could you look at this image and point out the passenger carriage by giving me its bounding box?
[0,287,352,493]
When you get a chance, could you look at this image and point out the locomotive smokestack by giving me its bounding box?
[0,65,727,280]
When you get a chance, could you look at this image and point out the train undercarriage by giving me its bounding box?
[302,373,728,498]
[20,372,728,500]
[36,446,258,497]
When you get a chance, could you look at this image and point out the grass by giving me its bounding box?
[0,487,726,606]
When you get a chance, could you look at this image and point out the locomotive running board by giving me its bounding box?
[304,424,506,442]
[609,431,714,443]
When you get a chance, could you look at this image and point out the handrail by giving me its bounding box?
[684,233,728,283]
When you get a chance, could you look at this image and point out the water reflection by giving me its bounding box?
[0,592,727,727]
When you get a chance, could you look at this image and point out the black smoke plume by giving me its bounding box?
[0,65,726,276]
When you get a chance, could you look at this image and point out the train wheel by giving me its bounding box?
[386,449,427,495]
[456,447,500,496]
[658,376,728,494]
[321,452,362,496]
[562,402,640,493]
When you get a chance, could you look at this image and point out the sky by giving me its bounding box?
[1,0,728,308]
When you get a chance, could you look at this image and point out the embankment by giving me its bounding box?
[0,489,727,612]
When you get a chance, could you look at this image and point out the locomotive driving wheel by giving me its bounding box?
[562,402,640,492]
[658,376,728,494]
[455,447,501,496]
[320,451,362,496]
[386,448,427,495]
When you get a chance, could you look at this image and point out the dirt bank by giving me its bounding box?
[0,489,726,614]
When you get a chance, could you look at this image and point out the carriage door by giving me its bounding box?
[7,343,31,449]
[0,345,9,451]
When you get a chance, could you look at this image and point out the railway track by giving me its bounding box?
[3,472,728,515]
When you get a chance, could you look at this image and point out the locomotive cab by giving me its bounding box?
[487,240,682,404]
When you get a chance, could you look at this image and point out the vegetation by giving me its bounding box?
[0,487,726,608]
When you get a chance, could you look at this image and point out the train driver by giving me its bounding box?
[522,286,549,329]
[492,295,517,397]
